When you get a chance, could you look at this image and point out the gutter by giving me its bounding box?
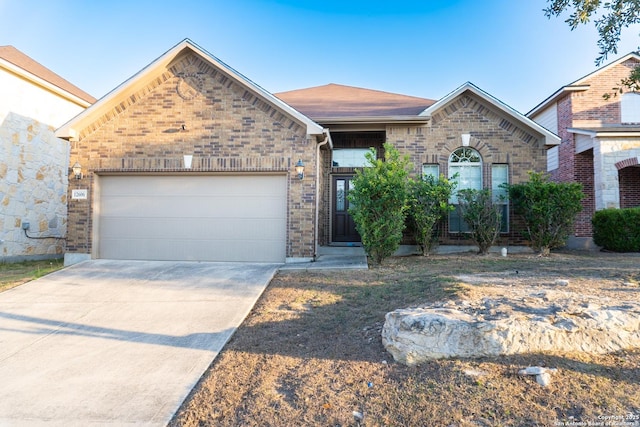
[313,115,431,125]
[314,130,332,259]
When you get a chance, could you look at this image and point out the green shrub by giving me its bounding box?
[407,174,455,256]
[457,189,502,255]
[592,208,640,252]
[348,143,412,265]
[507,172,584,256]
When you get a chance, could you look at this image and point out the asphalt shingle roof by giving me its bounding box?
[276,83,435,119]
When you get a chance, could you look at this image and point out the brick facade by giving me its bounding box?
[574,150,595,237]
[66,51,318,260]
[319,92,549,247]
[388,92,546,246]
[619,165,640,208]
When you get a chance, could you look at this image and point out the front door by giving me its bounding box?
[332,176,360,242]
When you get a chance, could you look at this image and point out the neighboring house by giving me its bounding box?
[528,52,640,248]
[0,46,95,261]
[56,39,558,265]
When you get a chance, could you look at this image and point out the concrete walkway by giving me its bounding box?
[0,260,279,426]
[280,246,368,270]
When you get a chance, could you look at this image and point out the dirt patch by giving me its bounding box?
[171,251,640,427]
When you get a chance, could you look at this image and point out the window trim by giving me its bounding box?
[621,92,640,124]
[332,148,373,168]
[448,147,483,233]
[491,164,509,233]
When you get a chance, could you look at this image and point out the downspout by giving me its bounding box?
[314,129,331,260]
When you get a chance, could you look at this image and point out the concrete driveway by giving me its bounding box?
[0,259,279,426]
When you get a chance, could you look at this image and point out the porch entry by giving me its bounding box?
[332,175,360,242]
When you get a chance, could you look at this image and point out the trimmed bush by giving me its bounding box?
[407,174,456,256]
[592,208,640,252]
[457,188,502,255]
[507,172,584,256]
[348,143,412,265]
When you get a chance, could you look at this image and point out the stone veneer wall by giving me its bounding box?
[0,68,85,261]
[594,138,640,210]
[66,52,317,261]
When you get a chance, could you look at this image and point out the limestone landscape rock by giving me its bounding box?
[382,289,640,366]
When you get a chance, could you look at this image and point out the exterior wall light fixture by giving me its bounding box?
[72,161,83,180]
[295,159,305,179]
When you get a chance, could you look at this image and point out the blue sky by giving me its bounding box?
[1,0,640,113]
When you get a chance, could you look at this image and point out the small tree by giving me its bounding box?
[457,189,502,255]
[507,172,584,256]
[407,174,456,256]
[348,143,411,265]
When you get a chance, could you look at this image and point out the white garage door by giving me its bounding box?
[97,174,287,262]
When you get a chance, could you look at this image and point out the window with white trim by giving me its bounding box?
[332,148,372,167]
[491,164,509,233]
[421,164,440,180]
[448,147,482,232]
[621,92,640,123]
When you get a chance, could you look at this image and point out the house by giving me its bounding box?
[55,39,559,265]
[528,52,640,248]
[0,46,95,262]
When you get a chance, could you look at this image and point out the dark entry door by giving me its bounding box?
[332,176,361,242]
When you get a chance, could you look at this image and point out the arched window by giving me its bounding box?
[448,147,482,202]
[621,92,640,123]
[448,147,482,232]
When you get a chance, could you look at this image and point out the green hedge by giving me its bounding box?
[592,207,640,252]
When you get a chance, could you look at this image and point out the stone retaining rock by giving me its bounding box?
[382,290,640,366]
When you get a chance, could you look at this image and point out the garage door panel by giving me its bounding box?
[98,175,287,262]
[99,238,285,262]
[100,217,286,240]
[101,195,286,218]
[100,175,284,197]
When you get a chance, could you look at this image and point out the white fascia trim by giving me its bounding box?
[421,82,561,146]
[0,59,92,108]
[528,53,640,118]
[526,85,590,117]
[568,127,640,138]
[56,39,323,139]
[572,52,640,86]
[567,128,598,137]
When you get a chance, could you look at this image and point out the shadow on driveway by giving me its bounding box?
[0,259,278,427]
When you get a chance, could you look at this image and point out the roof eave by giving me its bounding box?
[0,58,93,109]
[56,39,323,140]
[526,85,590,117]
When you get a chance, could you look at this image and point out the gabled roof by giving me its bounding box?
[421,82,560,146]
[527,52,640,117]
[0,45,96,106]
[276,83,435,124]
[56,39,324,140]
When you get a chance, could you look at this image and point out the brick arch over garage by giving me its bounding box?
[616,157,640,208]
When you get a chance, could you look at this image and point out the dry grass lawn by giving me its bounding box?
[0,259,64,292]
[171,251,640,427]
